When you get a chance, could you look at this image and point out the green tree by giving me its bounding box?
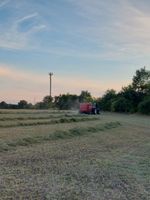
[43,96,53,104]
[138,96,150,115]
[54,94,79,110]
[99,89,117,111]
[79,90,93,102]
[18,100,28,109]
[111,97,132,113]
[119,85,143,112]
[42,95,53,108]
[34,102,45,109]
[132,67,150,93]
[0,101,8,109]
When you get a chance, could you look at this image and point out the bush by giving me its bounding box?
[138,98,150,114]
[111,97,132,113]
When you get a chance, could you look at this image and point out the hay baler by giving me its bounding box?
[79,102,100,114]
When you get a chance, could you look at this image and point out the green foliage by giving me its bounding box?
[98,67,150,113]
[0,101,33,109]
[132,67,150,93]
[111,97,132,113]
[17,100,33,109]
[0,101,8,109]
[54,93,79,110]
[99,89,117,111]
[54,91,93,110]
[138,97,150,115]
[119,85,144,112]
[34,102,46,109]
[35,96,53,109]
[18,100,28,109]
[79,90,93,103]
[43,96,53,108]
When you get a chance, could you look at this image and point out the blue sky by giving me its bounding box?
[0,0,150,103]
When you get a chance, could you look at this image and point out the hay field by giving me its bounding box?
[0,110,150,200]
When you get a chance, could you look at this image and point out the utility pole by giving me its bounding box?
[49,72,53,97]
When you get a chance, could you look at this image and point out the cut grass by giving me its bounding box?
[0,111,149,200]
[0,116,99,128]
[0,110,73,115]
[0,113,85,121]
[0,121,121,152]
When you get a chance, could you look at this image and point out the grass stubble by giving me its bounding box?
[0,110,150,200]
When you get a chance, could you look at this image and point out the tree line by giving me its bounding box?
[0,91,93,110]
[0,67,150,114]
[98,67,150,114]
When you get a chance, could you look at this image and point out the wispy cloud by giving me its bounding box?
[65,0,150,59]
[1,0,150,61]
[16,12,38,23]
[0,2,46,50]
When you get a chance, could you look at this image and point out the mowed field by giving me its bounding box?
[0,110,150,200]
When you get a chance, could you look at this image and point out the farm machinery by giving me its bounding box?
[79,102,100,114]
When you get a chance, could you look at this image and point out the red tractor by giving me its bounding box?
[79,102,100,114]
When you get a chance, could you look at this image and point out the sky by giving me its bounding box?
[0,0,150,103]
